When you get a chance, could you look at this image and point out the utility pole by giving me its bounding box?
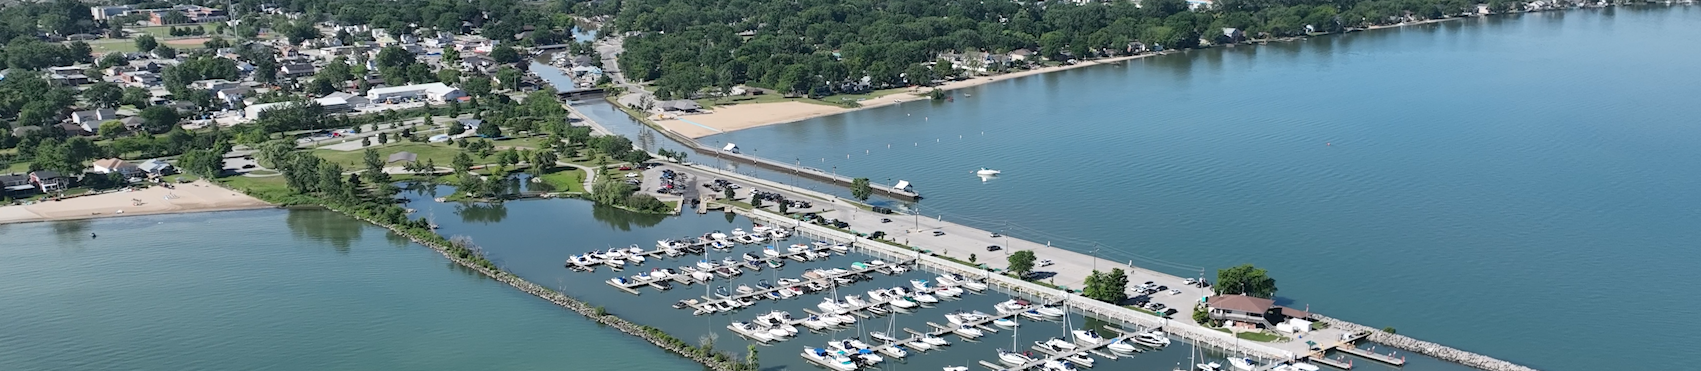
[1091,243,1100,272]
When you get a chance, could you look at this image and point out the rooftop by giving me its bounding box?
[1207,294,1275,313]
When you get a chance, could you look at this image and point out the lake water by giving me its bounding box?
[676,7,1701,371]
[0,210,701,371]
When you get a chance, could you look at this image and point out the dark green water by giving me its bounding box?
[0,209,701,371]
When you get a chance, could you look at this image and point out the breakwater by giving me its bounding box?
[1316,315,1540,371]
[328,204,754,371]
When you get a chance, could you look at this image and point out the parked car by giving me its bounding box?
[985,245,1002,251]
[932,231,946,236]
[880,218,891,223]
[1037,259,1053,267]
[1168,289,1183,295]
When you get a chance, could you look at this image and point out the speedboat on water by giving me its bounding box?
[921,334,951,346]
[1228,357,1256,371]
[954,325,984,338]
[1033,305,1066,318]
[763,246,782,257]
[1106,338,1138,353]
[1043,360,1078,371]
[1040,337,1078,351]
[1135,330,1172,347]
[910,279,932,290]
[1065,352,1095,367]
[802,347,858,371]
[993,318,1020,327]
[977,168,1002,176]
[1197,361,1223,371]
[714,286,732,298]
[935,285,965,297]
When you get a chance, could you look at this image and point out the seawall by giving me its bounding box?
[1316,315,1539,371]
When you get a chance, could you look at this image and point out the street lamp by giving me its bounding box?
[1090,243,1101,272]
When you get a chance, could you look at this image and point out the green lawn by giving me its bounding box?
[3,161,29,174]
[535,168,586,193]
[86,39,139,54]
[1236,331,1283,342]
[311,142,476,170]
[218,175,317,205]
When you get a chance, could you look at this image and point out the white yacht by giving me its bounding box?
[1228,357,1256,371]
[977,168,1002,176]
[921,334,951,346]
[1071,329,1106,345]
[1106,338,1139,353]
[801,347,858,371]
[953,325,984,338]
[993,318,1020,327]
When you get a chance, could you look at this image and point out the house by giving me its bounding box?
[59,122,93,137]
[11,125,44,137]
[365,82,464,104]
[280,63,316,78]
[657,100,702,113]
[0,174,34,195]
[92,158,144,177]
[137,159,175,176]
[461,56,495,73]
[216,87,251,106]
[121,71,161,86]
[190,79,240,91]
[1186,0,1215,10]
[71,109,119,132]
[457,118,483,132]
[120,117,146,132]
[29,171,68,193]
[1221,28,1246,43]
[1009,49,1033,61]
[1205,294,1311,328]
[49,71,91,86]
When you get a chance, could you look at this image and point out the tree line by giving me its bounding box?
[615,0,1544,99]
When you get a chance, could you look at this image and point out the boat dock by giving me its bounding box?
[1335,343,1407,366]
[603,245,837,294]
[685,259,917,312]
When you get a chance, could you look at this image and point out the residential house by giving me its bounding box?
[0,173,34,195]
[461,56,496,74]
[71,109,120,133]
[120,117,146,132]
[128,60,162,73]
[92,158,144,177]
[49,68,91,86]
[457,118,483,132]
[216,87,251,107]
[190,79,241,91]
[1009,49,1033,62]
[1221,28,1246,43]
[1205,294,1312,328]
[58,122,94,137]
[137,159,176,176]
[280,63,316,78]
[29,171,68,193]
[11,125,44,137]
[657,100,703,113]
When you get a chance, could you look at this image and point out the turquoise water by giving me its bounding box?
[683,8,1701,371]
[0,210,701,371]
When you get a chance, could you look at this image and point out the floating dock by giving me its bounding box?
[1336,343,1407,366]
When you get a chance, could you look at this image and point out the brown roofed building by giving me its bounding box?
[1205,294,1310,328]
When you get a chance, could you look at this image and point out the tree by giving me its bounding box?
[463,76,493,97]
[122,87,151,108]
[363,148,384,172]
[490,46,521,64]
[495,67,521,91]
[177,149,224,178]
[778,200,789,214]
[437,69,460,86]
[747,344,759,367]
[442,48,460,64]
[751,196,763,209]
[1008,250,1037,278]
[850,177,873,201]
[97,121,127,139]
[377,132,390,145]
[98,53,127,69]
[84,82,123,109]
[154,45,177,59]
[204,37,231,49]
[1216,264,1277,298]
[136,34,158,52]
[476,121,502,137]
[1083,268,1129,303]
[723,187,735,200]
[361,137,371,147]
[453,152,474,174]
[448,122,467,135]
[139,106,180,133]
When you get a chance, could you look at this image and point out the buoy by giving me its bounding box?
[1326,142,1331,146]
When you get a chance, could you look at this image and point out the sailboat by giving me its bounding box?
[997,314,1034,365]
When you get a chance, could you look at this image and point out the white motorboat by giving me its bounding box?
[1042,337,1078,351]
[802,347,858,371]
[777,278,801,286]
[1072,329,1106,345]
[769,228,791,239]
[921,334,951,346]
[627,254,645,264]
[696,260,715,269]
[712,240,731,249]
[1289,363,1321,371]
[845,295,868,307]
[953,326,984,338]
[977,168,1002,176]
[888,297,918,308]
[603,249,625,260]
[912,293,940,303]
[878,345,908,359]
[1106,338,1138,353]
[1065,352,1095,367]
[1033,306,1066,318]
[994,299,1033,314]
[936,275,960,286]
[998,349,1034,365]
[870,331,898,343]
[801,316,829,330]
[910,279,932,290]
[710,232,729,240]
[605,258,625,268]
[750,234,768,243]
[1043,360,1078,371]
[765,326,792,339]
[817,315,842,327]
[888,264,909,274]
[609,277,630,286]
[763,246,782,257]
[1135,330,1172,347]
[993,318,1020,327]
[788,244,810,253]
[959,279,987,291]
[944,313,967,325]
[943,366,969,371]
[1228,358,1256,371]
[626,245,645,255]
[690,271,714,282]
[727,322,774,342]
[818,298,844,313]
[829,243,849,253]
[1197,361,1223,371]
[835,313,856,324]
[935,286,965,297]
[907,340,932,351]
[737,285,755,294]
[731,228,747,236]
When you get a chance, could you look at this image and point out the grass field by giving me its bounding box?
[132,24,218,38]
[218,175,319,205]
[535,168,586,193]
[311,142,478,170]
[3,161,29,174]
[695,88,911,109]
[86,39,139,54]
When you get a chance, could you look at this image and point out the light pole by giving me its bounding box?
[792,158,799,191]
[1090,243,1100,272]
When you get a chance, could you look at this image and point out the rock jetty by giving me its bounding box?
[1316,315,1539,371]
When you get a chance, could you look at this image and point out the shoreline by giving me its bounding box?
[0,180,274,225]
[653,52,1168,139]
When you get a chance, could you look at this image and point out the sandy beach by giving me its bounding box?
[651,53,1161,138]
[0,180,273,225]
